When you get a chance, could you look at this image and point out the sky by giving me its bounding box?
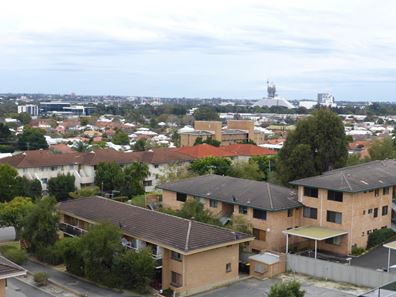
[1,0,396,100]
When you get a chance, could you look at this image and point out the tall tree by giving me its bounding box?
[228,160,265,181]
[112,130,130,145]
[0,196,34,238]
[193,105,220,121]
[17,127,48,150]
[16,112,32,125]
[95,162,124,192]
[369,137,395,160]
[72,141,91,152]
[48,174,76,202]
[133,139,147,151]
[22,197,59,252]
[0,164,20,202]
[189,156,232,175]
[122,162,149,197]
[277,109,348,184]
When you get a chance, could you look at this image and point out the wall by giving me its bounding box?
[227,120,255,141]
[0,279,4,297]
[194,121,222,142]
[287,254,396,288]
[249,253,286,279]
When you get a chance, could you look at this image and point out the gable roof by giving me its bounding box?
[0,256,26,279]
[220,144,277,156]
[158,175,301,211]
[290,160,396,193]
[176,144,237,158]
[57,196,252,254]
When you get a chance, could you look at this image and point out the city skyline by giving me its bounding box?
[1,0,396,100]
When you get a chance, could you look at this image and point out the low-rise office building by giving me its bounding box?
[57,197,253,296]
[159,175,303,252]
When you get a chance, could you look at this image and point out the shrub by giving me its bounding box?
[351,246,365,256]
[2,246,27,265]
[33,272,48,286]
[268,280,305,297]
[35,244,64,265]
[367,228,395,249]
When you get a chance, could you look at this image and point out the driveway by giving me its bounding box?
[22,259,144,297]
[194,278,358,297]
[351,245,396,271]
[7,278,54,297]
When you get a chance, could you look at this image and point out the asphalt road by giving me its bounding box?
[7,278,54,297]
[351,245,396,271]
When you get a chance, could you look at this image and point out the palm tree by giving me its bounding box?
[72,141,91,152]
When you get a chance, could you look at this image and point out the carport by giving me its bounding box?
[283,226,348,259]
[383,241,396,272]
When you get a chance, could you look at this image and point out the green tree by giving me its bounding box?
[17,127,48,150]
[95,162,124,192]
[80,222,122,286]
[268,280,305,297]
[22,197,59,253]
[194,136,221,147]
[230,214,251,234]
[0,196,34,238]
[48,174,76,202]
[177,199,218,225]
[16,112,32,125]
[59,237,85,276]
[122,162,149,197]
[80,117,89,126]
[228,161,264,181]
[133,138,147,151]
[15,177,42,200]
[112,130,130,145]
[0,164,20,202]
[0,123,12,142]
[69,186,99,199]
[193,105,220,121]
[368,137,395,160]
[158,163,197,184]
[250,155,277,180]
[72,141,91,152]
[189,156,232,175]
[277,109,348,184]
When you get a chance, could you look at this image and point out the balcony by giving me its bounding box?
[59,222,87,237]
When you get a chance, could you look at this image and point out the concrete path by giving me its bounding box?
[22,260,144,297]
[7,278,54,297]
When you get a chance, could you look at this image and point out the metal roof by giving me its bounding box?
[384,241,396,250]
[283,225,348,240]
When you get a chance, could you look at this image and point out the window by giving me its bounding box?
[171,251,182,262]
[287,209,293,217]
[368,208,373,214]
[327,211,342,224]
[154,164,159,168]
[171,271,182,287]
[253,228,266,241]
[251,249,260,254]
[383,187,390,195]
[303,207,317,219]
[327,190,343,202]
[253,209,267,220]
[325,236,341,246]
[254,263,266,274]
[69,165,74,170]
[375,189,380,197]
[209,199,218,208]
[143,180,152,187]
[304,187,318,198]
[363,210,366,215]
[176,192,187,202]
[41,178,48,184]
[239,205,248,215]
[51,166,58,171]
[374,208,378,218]
[226,263,232,273]
[382,206,389,216]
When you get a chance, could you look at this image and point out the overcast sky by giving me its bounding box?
[1,0,396,100]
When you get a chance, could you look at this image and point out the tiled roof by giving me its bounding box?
[0,256,26,279]
[58,197,252,253]
[176,144,237,158]
[290,160,396,192]
[220,144,277,156]
[159,174,301,211]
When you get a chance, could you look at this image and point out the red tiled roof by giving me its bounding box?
[175,144,237,158]
[49,144,74,154]
[219,144,277,156]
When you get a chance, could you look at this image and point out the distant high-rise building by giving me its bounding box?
[317,93,336,107]
[17,104,38,117]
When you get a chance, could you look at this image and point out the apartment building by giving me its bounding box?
[290,160,394,254]
[159,175,303,253]
[57,197,253,296]
[179,120,266,147]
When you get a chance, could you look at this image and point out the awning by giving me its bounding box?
[384,241,396,251]
[283,225,348,241]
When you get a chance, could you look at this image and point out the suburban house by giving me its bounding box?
[57,196,253,296]
[0,256,26,297]
[179,120,266,147]
[158,175,303,253]
[288,160,394,255]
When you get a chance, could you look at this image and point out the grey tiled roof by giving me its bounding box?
[290,160,396,193]
[0,256,26,279]
[158,175,301,211]
[57,196,252,253]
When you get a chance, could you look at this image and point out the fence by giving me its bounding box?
[287,254,396,288]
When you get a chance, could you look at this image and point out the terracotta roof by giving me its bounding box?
[58,197,252,254]
[127,148,195,165]
[176,144,237,158]
[220,144,277,156]
[159,175,301,211]
[0,256,26,279]
[49,144,74,154]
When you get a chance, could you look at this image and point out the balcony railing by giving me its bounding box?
[59,222,87,237]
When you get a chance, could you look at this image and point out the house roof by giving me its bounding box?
[127,148,195,165]
[0,256,26,279]
[158,174,301,211]
[290,160,396,193]
[57,196,252,254]
[220,144,277,156]
[176,144,237,158]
